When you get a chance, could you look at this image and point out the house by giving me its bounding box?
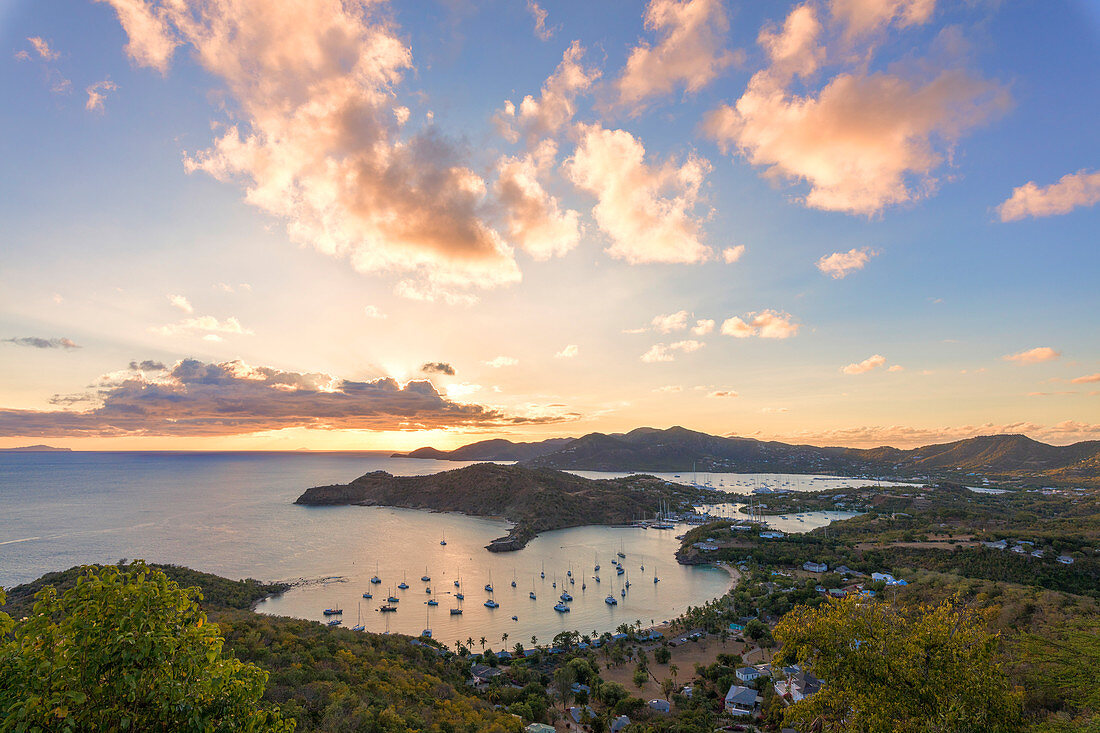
[736,666,760,682]
[774,670,823,703]
[803,561,828,573]
[834,565,865,577]
[570,683,591,696]
[469,664,504,684]
[525,725,555,733]
[647,699,670,713]
[496,650,512,660]
[567,705,597,726]
[680,685,694,698]
[724,685,758,716]
[1057,555,1075,565]
[607,713,633,730]
[728,622,745,632]
[1031,549,1044,558]
[871,572,896,583]
[829,588,847,598]
[760,531,786,539]
[1012,545,1027,554]
[982,539,1008,550]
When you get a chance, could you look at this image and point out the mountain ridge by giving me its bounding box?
[392,427,1100,486]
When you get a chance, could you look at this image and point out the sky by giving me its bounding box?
[0,0,1098,451]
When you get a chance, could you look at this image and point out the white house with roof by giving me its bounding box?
[736,666,760,682]
[774,670,823,703]
[610,715,631,732]
[803,561,828,573]
[647,699,670,713]
[724,685,758,716]
[1057,555,1075,564]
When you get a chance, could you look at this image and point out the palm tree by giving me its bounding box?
[531,634,538,648]
[466,636,474,650]
[479,635,487,652]
[501,632,509,647]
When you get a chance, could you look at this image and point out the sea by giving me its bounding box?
[0,451,895,648]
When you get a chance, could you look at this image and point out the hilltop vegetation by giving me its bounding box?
[396,426,1100,487]
[295,462,708,549]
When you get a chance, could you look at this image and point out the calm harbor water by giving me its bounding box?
[0,451,877,646]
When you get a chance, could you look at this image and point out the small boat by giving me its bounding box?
[621,588,626,597]
[484,599,499,609]
[617,539,626,558]
[654,573,660,583]
[422,607,432,638]
[398,573,409,590]
[640,565,644,571]
[427,598,438,606]
[567,569,572,577]
[327,619,342,626]
[554,602,570,613]
[421,566,431,582]
[440,531,446,546]
[455,592,464,600]
[617,566,624,575]
[351,603,365,632]
[362,591,373,599]
[594,575,600,583]
[511,615,518,621]
[379,604,397,613]
[455,571,461,588]
[370,576,381,584]
[323,608,342,616]
[387,589,400,603]
[422,628,432,638]
[511,569,517,588]
[581,582,586,590]
[605,595,617,605]
[540,561,545,579]
[425,586,431,594]
[454,579,460,587]
[560,591,573,602]
[450,608,463,615]
[529,591,537,600]
[552,581,557,588]
[484,571,493,593]
[625,580,631,589]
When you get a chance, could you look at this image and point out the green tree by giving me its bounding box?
[632,665,649,689]
[773,595,1023,732]
[0,562,293,731]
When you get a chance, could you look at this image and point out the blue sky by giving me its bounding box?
[0,0,1097,450]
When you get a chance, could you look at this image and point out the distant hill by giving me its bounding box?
[0,444,71,452]
[393,427,1100,486]
[391,437,573,461]
[295,462,707,550]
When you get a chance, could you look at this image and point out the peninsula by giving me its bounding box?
[294,462,710,551]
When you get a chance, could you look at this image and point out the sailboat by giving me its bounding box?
[370,562,382,584]
[617,539,626,558]
[421,566,431,582]
[484,570,494,593]
[554,601,570,612]
[351,602,365,631]
[440,531,446,546]
[529,578,537,600]
[398,572,409,590]
[362,589,373,599]
[540,561,545,579]
[594,552,600,572]
[421,606,432,638]
[511,569,517,588]
[605,578,617,605]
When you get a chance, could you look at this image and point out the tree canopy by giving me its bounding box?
[0,562,293,732]
[772,595,1023,733]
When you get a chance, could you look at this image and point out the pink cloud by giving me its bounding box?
[777,420,1100,449]
[1004,347,1060,364]
[526,0,555,41]
[101,0,520,301]
[85,79,118,111]
[817,247,876,278]
[703,1,1008,215]
[722,245,746,263]
[496,141,582,260]
[1070,373,1100,384]
[495,41,600,146]
[997,169,1100,221]
[842,353,887,374]
[720,310,800,339]
[27,36,60,61]
[651,310,691,333]
[566,124,712,264]
[614,0,740,112]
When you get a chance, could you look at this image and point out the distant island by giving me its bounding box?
[392,426,1100,488]
[295,462,712,551]
[0,444,72,452]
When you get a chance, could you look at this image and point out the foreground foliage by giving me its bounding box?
[0,562,293,731]
[773,595,1023,732]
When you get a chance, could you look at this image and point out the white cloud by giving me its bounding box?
[151,315,252,338]
[692,319,715,335]
[102,0,521,302]
[997,169,1100,221]
[614,0,739,112]
[651,310,691,333]
[85,79,118,111]
[445,383,482,398]
[653,385,683,393]
[1004,347,1060,364]
[722,245,746,263]
[363,305,387,319]
[817,247,876,278]
[670,339,704,353]
[566,124,712,264]
[720,310,800,339]
[555,344,579,358]
[708,389,738,398]
[485,356,519,368]
[167,294,193,313]
[496,140,582,260]
[842,353,887,374]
